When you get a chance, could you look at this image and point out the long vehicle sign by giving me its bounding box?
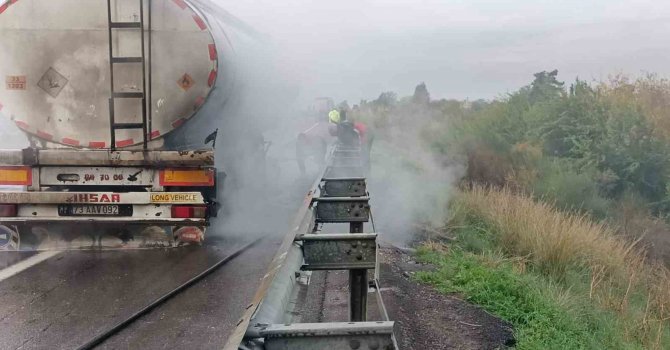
[0,192,204,204]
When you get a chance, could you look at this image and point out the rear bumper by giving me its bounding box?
[0,191,211,226]
[0,191,205,204]
[0,217,206,225]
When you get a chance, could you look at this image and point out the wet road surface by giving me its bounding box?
[0,237,283,350]
[0,176,312,350]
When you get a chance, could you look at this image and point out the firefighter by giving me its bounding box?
[353,118,373,173]
[329,109,374,174]
[329,109,358,146]
[296,133,327,176]
[328,109,341,124]
[350,112,374,174]
[296,110,333,176]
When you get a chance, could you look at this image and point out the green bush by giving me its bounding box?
[531,159,611,218]
[440,72,670,215]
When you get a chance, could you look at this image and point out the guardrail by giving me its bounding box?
[224,143,398,350]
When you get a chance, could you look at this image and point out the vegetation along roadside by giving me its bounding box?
[352,71,670,348]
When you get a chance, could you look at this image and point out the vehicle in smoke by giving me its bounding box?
[0,0,246,250]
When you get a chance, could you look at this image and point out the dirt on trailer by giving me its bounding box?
[379,246,515,350]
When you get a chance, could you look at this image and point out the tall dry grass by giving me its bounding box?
[462,186,641,277]
[459,186,670,347]
[599,74,670,141]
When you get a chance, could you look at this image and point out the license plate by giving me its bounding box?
[58,205,131,216]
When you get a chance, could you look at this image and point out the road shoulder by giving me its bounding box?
[379,246,515,350]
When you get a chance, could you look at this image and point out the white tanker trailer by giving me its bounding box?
[0,0,239,250]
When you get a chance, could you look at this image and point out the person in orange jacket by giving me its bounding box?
[296,110,334,176]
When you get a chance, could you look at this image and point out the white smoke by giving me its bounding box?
[0,116,28,149]
[365,104,465,247]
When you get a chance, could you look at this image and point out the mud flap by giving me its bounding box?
[174,226,205,245]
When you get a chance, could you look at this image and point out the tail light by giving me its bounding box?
[0,167,32,186]
[0,204,17,217]
[171,205,207,218]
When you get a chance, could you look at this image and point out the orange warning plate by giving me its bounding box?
[159,169,214,186]
[0,166,32,185]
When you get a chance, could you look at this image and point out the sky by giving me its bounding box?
[216,0,670,104]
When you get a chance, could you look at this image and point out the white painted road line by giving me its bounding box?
[0,251,61,282]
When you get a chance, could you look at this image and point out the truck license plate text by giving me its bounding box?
[66,193,121,203]
[59,205,119,216]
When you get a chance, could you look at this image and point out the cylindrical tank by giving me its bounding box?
[0,0,226,149]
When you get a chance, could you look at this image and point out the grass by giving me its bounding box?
[415,186,670,349]
[460,186,638,279]
[417,248,634,349]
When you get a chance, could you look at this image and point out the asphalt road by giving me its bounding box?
[0,232,289,350]
[0,175,312,350]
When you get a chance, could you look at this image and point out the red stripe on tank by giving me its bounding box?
[149,130,160,139]
[195,96,205,108]
[172,0,187,10]
[193,15,207,30]
[0,102,4,112]
[89,141,106,149]
[208,70,217,87]
[0,0,17,15]
[116,139,134,148]
[172,118,186,129]
[208,44,217,60]
[15,121,29,130]
[62,138,80,146]
[37,130,53,140]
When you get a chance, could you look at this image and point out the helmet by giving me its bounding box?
[328,110,341,124]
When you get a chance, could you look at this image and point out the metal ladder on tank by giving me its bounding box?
[106,0,151,150]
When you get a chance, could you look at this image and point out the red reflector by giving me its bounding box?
[0,205,17,217]
[171,205,207,218]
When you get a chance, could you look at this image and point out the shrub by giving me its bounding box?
[451,187,670,348]
[530,159,611,218]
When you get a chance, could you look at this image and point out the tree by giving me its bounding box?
[413,82,430,104]
[375,92,398,107]
[529,70,564,104]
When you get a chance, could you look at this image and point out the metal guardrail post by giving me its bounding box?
[227,145,398,350]
[261,322,395,350]
[349,221,368,322]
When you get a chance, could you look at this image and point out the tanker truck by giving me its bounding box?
[0,0,239,250]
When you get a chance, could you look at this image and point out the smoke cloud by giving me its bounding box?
[194,1,470,245]
[0,117,28,149]
[359,96,465,246]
